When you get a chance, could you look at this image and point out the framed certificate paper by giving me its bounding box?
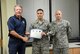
[30,29,42,39]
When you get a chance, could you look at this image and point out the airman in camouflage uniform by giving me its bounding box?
[49,10,72,54]
[30,9,50,54]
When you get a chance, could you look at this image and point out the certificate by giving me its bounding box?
[30,29,42,39]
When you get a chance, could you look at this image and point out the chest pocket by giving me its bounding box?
[60,25,67,31]
[55,23,67,32]
[33,23,48,32]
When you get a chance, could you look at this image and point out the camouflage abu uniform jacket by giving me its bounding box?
[30,19,50,44]
[49,20,72,48]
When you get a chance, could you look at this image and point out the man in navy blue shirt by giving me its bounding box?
[7,5,29,54]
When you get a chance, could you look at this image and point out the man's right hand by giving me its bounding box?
[22,37,28,42]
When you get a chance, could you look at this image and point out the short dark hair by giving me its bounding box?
[37,9,44,12]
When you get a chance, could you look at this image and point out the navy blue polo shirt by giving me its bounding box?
[8,15,26,38]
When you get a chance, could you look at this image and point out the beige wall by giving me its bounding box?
[1,0,16,54]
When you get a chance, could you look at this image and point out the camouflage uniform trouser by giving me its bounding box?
[32,40,49,54]
[53,47,69,54]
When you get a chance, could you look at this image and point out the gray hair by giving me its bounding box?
[14,4,23,10]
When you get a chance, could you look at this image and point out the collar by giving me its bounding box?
[14,15,23,20]
[36,19,45,23]
[55,19,62,23]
